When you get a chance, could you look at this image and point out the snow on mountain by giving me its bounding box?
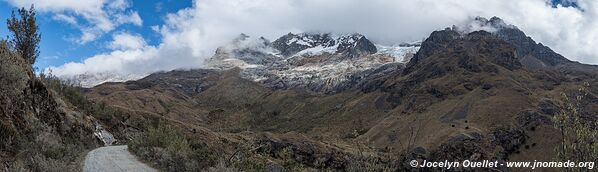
[293,44,339,57]
[376,43,420,63]
[272,33,377,58]
[205,34,283,70]
[67,72,147,88]
[206,32,420,93]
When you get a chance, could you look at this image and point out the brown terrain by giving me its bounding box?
[83,29,598,171]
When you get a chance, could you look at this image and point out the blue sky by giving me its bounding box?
[0,0,192,71]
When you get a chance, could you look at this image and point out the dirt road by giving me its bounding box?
[83,145,157,172]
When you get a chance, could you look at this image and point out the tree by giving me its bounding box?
[7,5,40,65]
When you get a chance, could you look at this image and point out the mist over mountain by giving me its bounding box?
[41,0,598,87]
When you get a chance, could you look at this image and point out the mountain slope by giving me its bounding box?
[83,17,598,171]
[361,29,563,161]
[1,43,101,171]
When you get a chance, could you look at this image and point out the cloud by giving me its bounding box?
[5,0,142,43]
[108,32,146,50]
[52,14,78,25]
[115,11,142,26]
[47,0,598,86]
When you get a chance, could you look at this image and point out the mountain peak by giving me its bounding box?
[405,14,577,77]
[272,32,377,58]
[450,16,571,68]
[404,29,521,75]
[208,34,281,69]
[452,16,515,34]
[204,32,412,93]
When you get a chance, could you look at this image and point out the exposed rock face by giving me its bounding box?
[405,28,461,74]
[454,17,571,69]
[207,34,283,69]
[272,33,335,58]
[271,33,377,58]
[94,123,116,146]
[333,33,378,58]
[206,33,418,93]
[405,29,521,76]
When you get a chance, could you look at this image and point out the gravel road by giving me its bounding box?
[83,145,157,172]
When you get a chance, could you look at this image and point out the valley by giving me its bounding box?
[1,5,596,171]
[81,17,598,171]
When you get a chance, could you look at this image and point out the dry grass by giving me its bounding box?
[129,123,219,172]
[1,40,98,171]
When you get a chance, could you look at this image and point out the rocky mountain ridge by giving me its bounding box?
[206,32,420,93]
[457,17,572,68]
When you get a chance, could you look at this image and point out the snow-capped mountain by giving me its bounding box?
[66,72,147,88]
[272,33,377,59]
[70,32,420,90]
[206,33,283,69]
[206,32,420,93]
[53,16,580,90]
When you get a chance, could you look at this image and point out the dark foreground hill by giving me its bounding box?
[0,41,102,171]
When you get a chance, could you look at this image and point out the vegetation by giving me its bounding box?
[553,82,598,172]
[0,40,27,151]
[128,123,219,171]
[42,74,104,116]
[40,73,148,140]
[7,5,41,65]
[0,6,100,171]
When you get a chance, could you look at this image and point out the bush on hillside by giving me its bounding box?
[1,43,90,170]
[0,40,28,150]
[553,82,598,172]
[129,123,219,172]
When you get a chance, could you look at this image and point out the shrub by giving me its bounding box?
[129,123,218,171]
[0,40,27,97]
[204,161,239,172]
[0,40,28,151]
[553,82,598,172]
[4,130,89,172]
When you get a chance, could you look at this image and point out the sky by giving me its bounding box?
[0,0,192,71]
[0,0,595,82]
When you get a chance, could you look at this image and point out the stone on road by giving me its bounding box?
[83,145,157,172]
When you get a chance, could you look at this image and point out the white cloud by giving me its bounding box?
[116,11,142,26]
[47,0,598,86]
[108,32,146,50]
[5,0,142,43]
[52,14,78,25]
